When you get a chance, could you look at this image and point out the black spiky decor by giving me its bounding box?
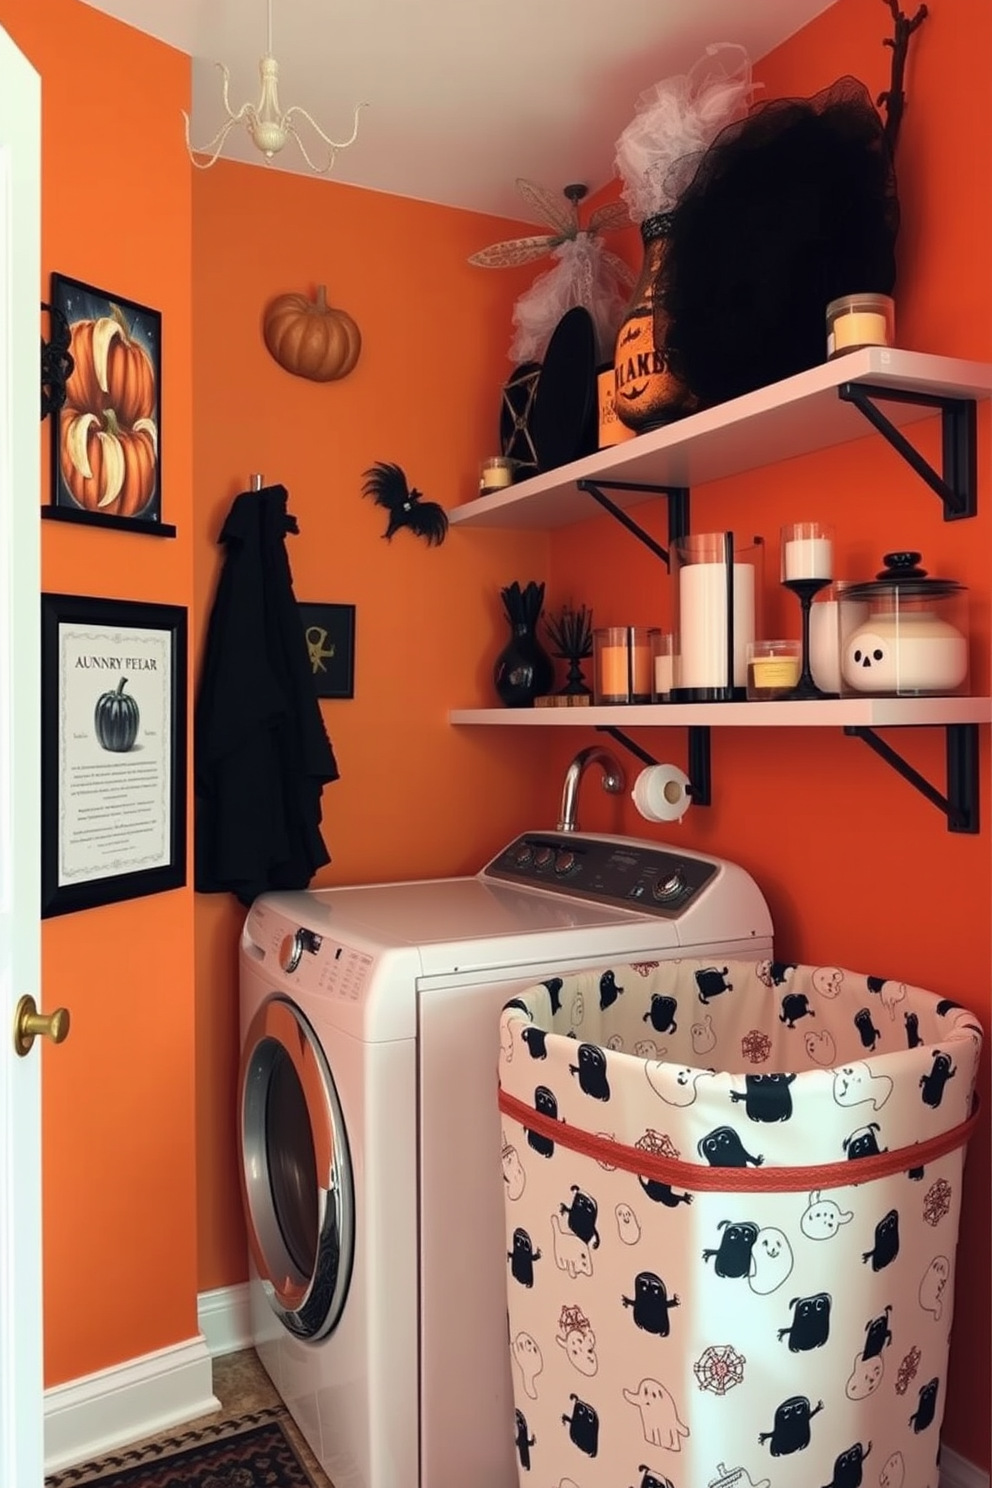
[544,603,594,696]
[361,462,448,547]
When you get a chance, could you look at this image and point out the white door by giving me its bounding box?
[0,22,44,1488]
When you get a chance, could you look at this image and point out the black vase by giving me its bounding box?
[493,622,554,707]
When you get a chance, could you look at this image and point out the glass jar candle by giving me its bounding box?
[652,633,676,701]
[746,640,802,700]
[479,457,516,493]
[826,293,895,359]
[593,627,659,704]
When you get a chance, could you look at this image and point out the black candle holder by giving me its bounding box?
[543,603,594,696]
[782,577,833,699]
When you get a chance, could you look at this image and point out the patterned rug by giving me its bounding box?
[45,1406,319,1488]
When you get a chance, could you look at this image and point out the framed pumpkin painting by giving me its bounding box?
[45,273,174,536]
[40,593,188,917]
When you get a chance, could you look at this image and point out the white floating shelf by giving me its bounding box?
[449,349,992,530]
[450,698,992,729]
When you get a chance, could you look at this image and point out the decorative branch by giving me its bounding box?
[878,0,928,155]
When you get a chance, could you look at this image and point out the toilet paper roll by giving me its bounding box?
[631,764,692,823]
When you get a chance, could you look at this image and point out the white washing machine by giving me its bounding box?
[238,830,773,1488]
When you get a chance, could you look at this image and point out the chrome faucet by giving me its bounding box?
[557,746,626,833]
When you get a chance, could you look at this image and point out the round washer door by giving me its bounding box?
[239,994,354,1340]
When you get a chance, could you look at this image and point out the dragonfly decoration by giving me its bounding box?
[470,181,635,367]
[469,179,632,281]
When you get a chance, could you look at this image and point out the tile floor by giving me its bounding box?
[207,1349,334,1486]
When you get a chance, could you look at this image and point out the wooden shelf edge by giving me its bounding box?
[450,699,992,729]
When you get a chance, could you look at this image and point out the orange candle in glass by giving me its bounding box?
[594,627,657,703]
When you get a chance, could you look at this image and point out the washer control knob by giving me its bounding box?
[534,847,554,869]
[514,844,534,866]
[554,850,577,876]
[652,869,686,903]
[279,931,304,973]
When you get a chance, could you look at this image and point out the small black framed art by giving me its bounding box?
[298,603,356,699]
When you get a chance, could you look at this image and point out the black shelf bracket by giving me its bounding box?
[596,723,712,807]
[576,480,690,567]
[843,723,979,833]
[838,382,977,521]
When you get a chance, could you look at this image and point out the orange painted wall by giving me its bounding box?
[191,164,549,1291]
[542,0,991,1467]
[0,0,198,1384]
[7,0,988,1470]
[193,4,990,1467]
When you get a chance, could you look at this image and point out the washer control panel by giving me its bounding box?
[246,906,374,1002]
[484,834,717,916]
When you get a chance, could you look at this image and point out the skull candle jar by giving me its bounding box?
[839,551,969,697]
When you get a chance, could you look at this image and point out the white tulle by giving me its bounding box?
[508,235,633,365]
[614,42,756,224]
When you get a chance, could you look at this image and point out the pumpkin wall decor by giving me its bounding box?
[94,676,141,753]
[49,274,163,525]
[263,284,362,382]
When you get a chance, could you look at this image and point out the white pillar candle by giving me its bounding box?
[784,536,833,580]
[654,653,674,696]
[679,562,755,688]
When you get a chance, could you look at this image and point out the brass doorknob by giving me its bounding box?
[13,994,71,1058]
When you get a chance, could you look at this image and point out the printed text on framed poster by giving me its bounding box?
[41,594,187,917]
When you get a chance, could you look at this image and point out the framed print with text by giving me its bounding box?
[41,593,187,918]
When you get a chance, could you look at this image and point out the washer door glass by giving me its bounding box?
[240,994,354,1340]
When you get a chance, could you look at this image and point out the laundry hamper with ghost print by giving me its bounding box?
[497,958,982,1488]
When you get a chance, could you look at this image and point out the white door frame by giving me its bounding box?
[0,20,43,1488]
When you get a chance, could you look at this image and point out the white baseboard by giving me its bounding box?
[197,1282,252,1358]
[942,1446,989,1488]
[44,1333,219,1474]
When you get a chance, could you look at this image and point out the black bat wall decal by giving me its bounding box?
[361,462,448,547]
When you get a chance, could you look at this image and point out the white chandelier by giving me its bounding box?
[183,0,366,174]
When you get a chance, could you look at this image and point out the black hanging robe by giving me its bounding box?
[195,484,339,905]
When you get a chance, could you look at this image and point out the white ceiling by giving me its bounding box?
[81,0,838,222]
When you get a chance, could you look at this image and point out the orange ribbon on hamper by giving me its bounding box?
[497,1087,981,1193]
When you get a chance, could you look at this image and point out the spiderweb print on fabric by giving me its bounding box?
[694,1343,747,1395]
[635,1128,680,1160]
[896,1345,922,1395]
[559,1304,591,1335]
[923,1178,952,1226]
[741,1029,773,1064]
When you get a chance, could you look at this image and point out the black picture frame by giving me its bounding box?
[44,273,174,537]
[298,603,356,699]
[41,593,188,918]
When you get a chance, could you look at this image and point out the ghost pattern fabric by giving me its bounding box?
[498,959,982,1488]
